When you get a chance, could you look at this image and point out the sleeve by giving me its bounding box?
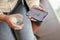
[9,0,18,11]
[25,0,40,9]
[0,0,18,12]
[0,9,3,14]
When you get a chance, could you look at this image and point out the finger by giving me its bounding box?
[27,16,37,21]
[36,6,45,11]
[28,16,32,19]
[30,18,37,21]
[13,24,24,30]
[13,27,22,30]
[14,24,24,28]
[14,27,22,30]
[14,26,22,30]
[38,7,45,11]
[33,5,45,11]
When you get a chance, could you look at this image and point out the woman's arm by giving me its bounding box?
[0,13,24,30]
[0,12,24,30]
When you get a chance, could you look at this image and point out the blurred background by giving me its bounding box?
[49,0,60,22]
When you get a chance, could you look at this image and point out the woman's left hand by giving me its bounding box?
[28,5,45,22]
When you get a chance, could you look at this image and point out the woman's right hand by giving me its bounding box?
[5,14,24,30]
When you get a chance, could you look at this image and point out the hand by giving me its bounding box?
[32,5,45,11]
[5,14,24,30]
[28,5,45,22]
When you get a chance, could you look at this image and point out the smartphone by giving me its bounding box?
[27,8,48,21]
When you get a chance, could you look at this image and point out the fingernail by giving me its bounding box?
[31,19,36,21]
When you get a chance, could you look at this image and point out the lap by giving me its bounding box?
[0,22,15,40]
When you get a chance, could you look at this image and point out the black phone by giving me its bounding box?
[27,8,48,21]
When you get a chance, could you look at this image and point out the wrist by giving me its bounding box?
[0,14,7,21]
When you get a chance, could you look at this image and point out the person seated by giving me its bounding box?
[0,0,45,40]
